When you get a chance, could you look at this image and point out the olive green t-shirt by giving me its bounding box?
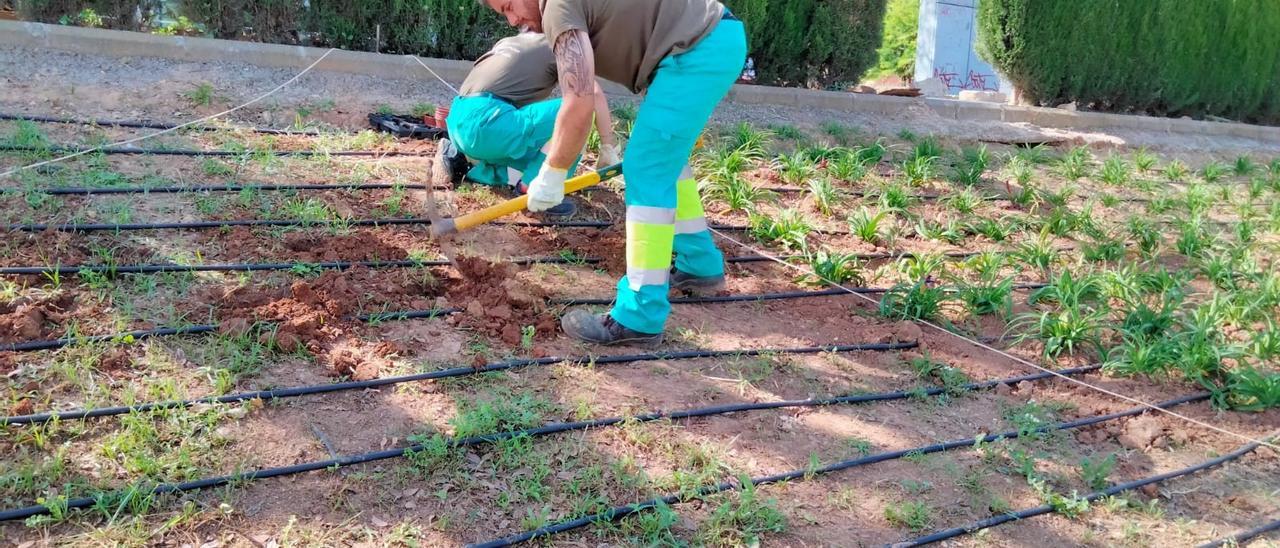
[458,33,558,108]
[540,0,724,94]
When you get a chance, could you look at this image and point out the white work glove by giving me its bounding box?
[598,143,622,167]
[526,166,567,212]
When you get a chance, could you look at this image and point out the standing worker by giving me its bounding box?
[479,0,747,345]
[438,32,622,217]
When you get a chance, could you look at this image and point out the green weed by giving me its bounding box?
[884,500,933,531]
[1100,155,1131,186]
[696,478,786,547]
[959,277,1015,318]
[725,123,773,158]
[1012,235,1058,273]
[768,123,805,142]
[1078,453,1116,490]
[773,151,818,185]
[1131,147,1158,172]
[1056,146,1092,180]
[880,281,947,321]
[1163,160,1189,182]
[804,249,865,287]
[1224,366,1280,411]
[1234,155,1256,176]
[700,174,775,213]
[952,145,989,186]
[1011,306,1107,359]
[1014,144,1053,165]
[748,209,811,251]
[877,181,917,212]
[857,139,889,165]
[848,207,889,244]
[943,188,984,214]
[807,177,843,216]
[827,153,869,183]
[911,136,943,161]
[1200,161,1229,183]
[183,83,215,107]
[902,155,937,186]
[968,216,1013,242]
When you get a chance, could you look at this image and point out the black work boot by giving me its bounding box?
[561,309,663,347]
[437,138,471,185]
[671,270,727,296]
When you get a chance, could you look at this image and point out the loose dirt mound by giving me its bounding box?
[0,293,75,343]
[445,255,555,346]
[202,267,442,378]
[0,353,16,375]
[283,230,410,262]
[207,228,416,263]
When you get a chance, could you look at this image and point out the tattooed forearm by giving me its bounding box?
[554,30,593,97]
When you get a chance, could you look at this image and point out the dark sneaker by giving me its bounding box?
[438,138,471,185]
[561,309,663,347]
[515,181,577,219]
[671,270,727,296]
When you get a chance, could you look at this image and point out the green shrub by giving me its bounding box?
[870,0,917,82]
[977,0,1280,124]
[726,0,888,88]
[17,0,152,28]
[21,0,512,60]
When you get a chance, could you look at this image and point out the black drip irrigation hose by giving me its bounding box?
[0,112,327,136]
[468,393,1211,548]
[709,223,847,236]
[0,307,461,353]
[3,218,613,233]
[0,359,1099,521]
[2,342,917,426]
[1198,517,1280,548]
[0,145,429,157]
[1,282,1043,353]
[552,283,1049,307]
[41,182,440,196]
[0,256,600,277]
[895,434,1276,547]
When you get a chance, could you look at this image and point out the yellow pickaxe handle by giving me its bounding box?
[436,163,623,235]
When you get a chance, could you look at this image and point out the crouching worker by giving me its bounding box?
[479,0,746,346]
[437,32,620,217]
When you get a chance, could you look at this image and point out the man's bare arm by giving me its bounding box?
[546,29,596,169]
[592,81,616,148]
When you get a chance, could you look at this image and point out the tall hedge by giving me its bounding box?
[977,0,1280,124]
[18,0,888,89]
[725,0,887,88]
[17,0,158,29]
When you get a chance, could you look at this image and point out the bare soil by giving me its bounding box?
[0,45,1276,548]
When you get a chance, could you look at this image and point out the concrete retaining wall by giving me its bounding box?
[4,20,1279,143]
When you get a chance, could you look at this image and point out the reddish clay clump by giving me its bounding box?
[97,349,132,373]
[445,255,555,345]
[327,347,384,380]
[0,294,75,344]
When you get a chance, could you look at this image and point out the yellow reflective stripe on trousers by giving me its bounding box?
[675,170,705,222]
[626,205,675,273]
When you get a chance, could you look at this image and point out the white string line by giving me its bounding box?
[707,227,1280,452]
[407,56,461,96]
[0,48,339,180]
